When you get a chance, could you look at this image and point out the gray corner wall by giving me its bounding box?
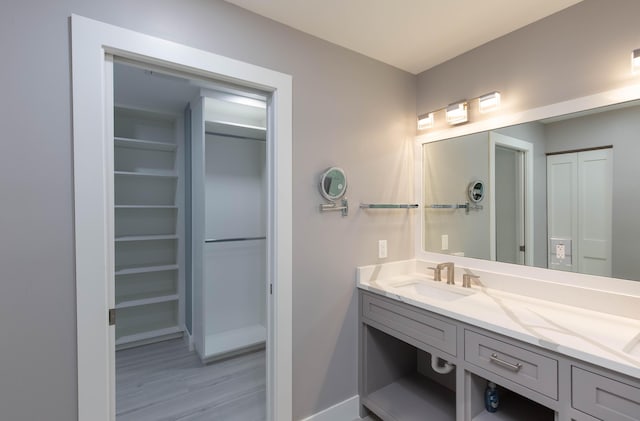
[417,0,640,118]
[0,1,415,420]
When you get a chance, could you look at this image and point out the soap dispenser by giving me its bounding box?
[484,382,499,412]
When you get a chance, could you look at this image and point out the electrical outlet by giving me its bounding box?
[555,244,565,259]
[378,240,388,259]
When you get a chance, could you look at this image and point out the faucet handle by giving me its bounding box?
[428,266,442,282]
[462,273,479,288]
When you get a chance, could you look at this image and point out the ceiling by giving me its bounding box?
[223,0,583,74]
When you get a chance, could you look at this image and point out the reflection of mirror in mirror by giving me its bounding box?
[423,99,640,282]
[319,167,347,201]
[468,180,485,203]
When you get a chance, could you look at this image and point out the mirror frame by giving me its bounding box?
[414,83,640,287]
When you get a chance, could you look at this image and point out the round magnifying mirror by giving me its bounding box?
[319,167,347,201]
[468,180,485,203]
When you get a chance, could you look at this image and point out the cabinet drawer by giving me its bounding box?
[464,330,558,399]
[572,366,640,421]
[361,293,457,356]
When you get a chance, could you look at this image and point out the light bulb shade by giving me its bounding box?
[417,112,434,130]
[478,91,501,113]
[446,101,468,125]
[632,49,640,74]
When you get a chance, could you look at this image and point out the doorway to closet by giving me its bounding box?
[71,17,292,420]
[112,60,268,420]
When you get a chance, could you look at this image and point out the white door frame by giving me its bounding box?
[489,132,534,265]
[71,14,292,421]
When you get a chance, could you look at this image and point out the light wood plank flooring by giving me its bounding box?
[117,338,266,421]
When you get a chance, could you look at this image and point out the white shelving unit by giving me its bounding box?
[113,106,184,350]
[191,93,268,362]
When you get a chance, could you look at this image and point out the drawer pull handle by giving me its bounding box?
[490,353,522,372]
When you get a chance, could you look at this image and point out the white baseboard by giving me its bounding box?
[299,395,360,421]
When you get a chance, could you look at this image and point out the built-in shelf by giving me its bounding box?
[115,264,179,276]
[115,136,177,151]
[205,120,266,141]
[114,170,178,178]
[113,105,183,349]
[472,390,555,421]
[116,294,179,309]
[115,325,183,348]
[363,373,456,421]
[115,234,178,242]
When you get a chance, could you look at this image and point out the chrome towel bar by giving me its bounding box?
[359,203,419,209]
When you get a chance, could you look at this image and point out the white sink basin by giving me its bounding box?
[390,279,475,302]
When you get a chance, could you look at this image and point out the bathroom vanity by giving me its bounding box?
[357,260,640,421]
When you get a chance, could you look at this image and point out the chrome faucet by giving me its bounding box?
[429,262,455,284]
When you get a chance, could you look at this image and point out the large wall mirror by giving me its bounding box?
[421,98,640,282]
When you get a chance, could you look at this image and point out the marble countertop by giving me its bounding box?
[357,262,640,380]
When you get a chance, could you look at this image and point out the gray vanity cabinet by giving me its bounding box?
[359,290,640,421]
[360,292,458,421]
[571,366,640,421]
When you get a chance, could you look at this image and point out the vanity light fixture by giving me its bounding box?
[632,48,640,74]
[417,91,501,130]
[417,112,434,129]
[446,101,468,125]
[478,91,501,113]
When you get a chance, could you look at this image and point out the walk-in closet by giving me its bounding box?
[112,60,268,420]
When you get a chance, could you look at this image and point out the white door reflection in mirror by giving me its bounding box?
[495,146,524,264]
[547,148,612,276]
[490,132,533,266]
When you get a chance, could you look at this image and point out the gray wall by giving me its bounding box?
[417,0,640,120]
[0,1,415,420]
[545,104,640,280]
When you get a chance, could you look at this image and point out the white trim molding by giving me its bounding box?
[71,14,292,421]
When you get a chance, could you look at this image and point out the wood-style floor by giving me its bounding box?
[116,338,266,421]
